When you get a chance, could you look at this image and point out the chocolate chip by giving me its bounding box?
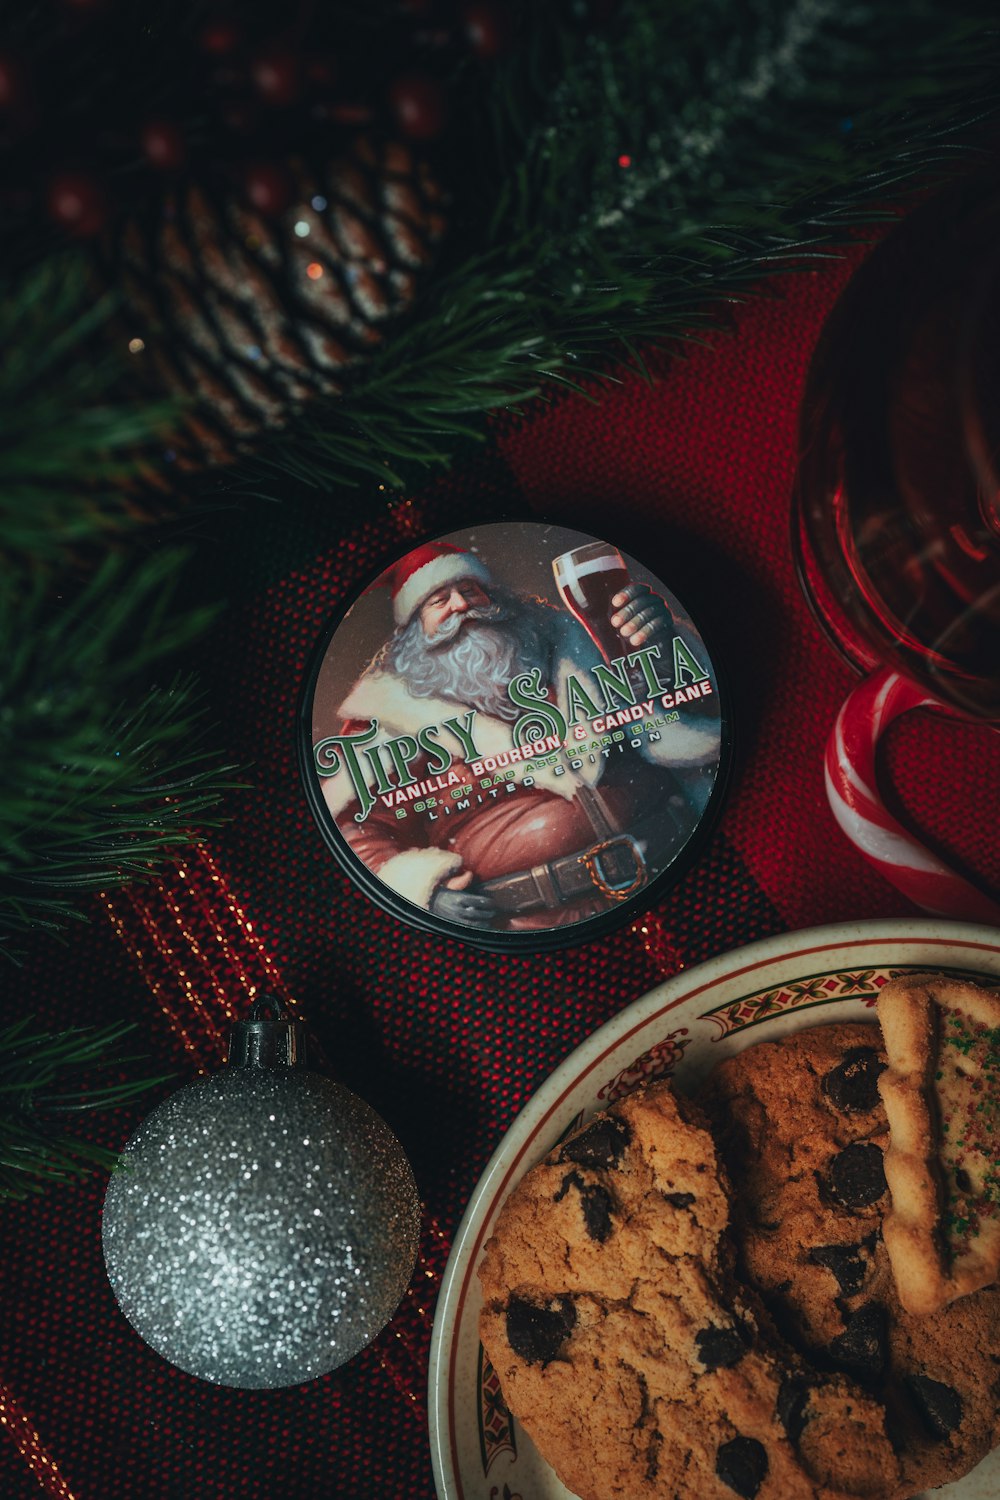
[906,1374,964,1439]
[822,1047,886,1114]
[665,1191,696,1209]
[505,1296,576,1365]
[695,1321,752,1370]
[634,1370,650,1427]
[826,1143,887,1208]
[645,1428,663,1481]
[829,1302,887,1380]
[808,1242,871,1297]
[580,1184,614,1242]
[777,1375,810,1443]
[559,1114,631,1170]
[553,1171,615,1243]
[716,1436,769,1498]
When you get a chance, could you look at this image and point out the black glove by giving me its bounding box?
[610,582,672,649]
[430,885,498,928]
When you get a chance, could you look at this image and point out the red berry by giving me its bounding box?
[243,162,293,217]
[388,73,447,141]
[140,119,187,172]
[460,2,513,59]
[47,172,108,236]
[250,47,301,107]
[199,19,242,54]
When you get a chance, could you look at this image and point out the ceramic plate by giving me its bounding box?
[428,919,1000,1500]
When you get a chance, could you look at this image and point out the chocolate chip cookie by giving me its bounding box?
[478,1080,902,1500]
[699,1021,1000,1496]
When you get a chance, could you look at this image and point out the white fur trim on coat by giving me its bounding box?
[375,847,462,910]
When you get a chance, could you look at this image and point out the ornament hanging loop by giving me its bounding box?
[227,995,306,1070]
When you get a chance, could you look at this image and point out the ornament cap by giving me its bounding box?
[228,996,305,1069]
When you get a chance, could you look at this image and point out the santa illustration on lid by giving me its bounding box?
[311,526,724,940]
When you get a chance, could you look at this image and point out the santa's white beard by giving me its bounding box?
[389,597,551,722]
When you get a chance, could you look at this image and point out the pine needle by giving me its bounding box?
[0,1017,171,1202]
[0,552,243,959]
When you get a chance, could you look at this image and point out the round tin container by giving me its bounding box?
[299,519,731,952]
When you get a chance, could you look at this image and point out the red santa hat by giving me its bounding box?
[389,541,492,626]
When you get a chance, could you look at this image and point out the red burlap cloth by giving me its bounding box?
[2,240,998,1499]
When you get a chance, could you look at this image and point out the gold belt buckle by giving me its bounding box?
[579,836,646,902]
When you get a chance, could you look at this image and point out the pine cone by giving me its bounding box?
[117,137,447,474]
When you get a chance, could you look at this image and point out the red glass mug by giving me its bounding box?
[793,172,1000,921]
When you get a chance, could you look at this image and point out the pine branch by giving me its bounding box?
[0,1016,170,1201]
[0,254,181,567]
[0,550,242,960]
[235,0,1000,492]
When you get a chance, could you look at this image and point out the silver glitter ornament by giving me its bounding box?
[102,999,421,1389]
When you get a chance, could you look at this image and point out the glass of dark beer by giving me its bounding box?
[552,541,632,664]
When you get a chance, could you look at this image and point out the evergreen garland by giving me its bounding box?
[0,255,178,566]
[0,549,238,958]
[241,0,1000,489]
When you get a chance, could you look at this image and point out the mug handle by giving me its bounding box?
[825,665,1000,923]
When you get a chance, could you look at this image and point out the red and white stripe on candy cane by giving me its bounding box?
[824,666,1000,924]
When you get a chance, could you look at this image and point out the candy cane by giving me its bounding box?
[825,665,1000,923]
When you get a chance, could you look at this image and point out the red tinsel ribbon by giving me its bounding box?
[0,1381,78,1500]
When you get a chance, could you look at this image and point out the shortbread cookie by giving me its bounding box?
[699,1021,1000,1496]
[478,1080,904,1500]
[876,973,1000,1315]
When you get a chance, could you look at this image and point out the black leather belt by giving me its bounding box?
[479,833,648,914]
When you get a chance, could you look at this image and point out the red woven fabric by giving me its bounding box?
[2,238,999,1500]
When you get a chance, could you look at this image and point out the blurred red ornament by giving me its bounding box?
[199,19,243,54]
[251,46,301,107]
[388,73,447,141]
[242,162,293,217]
[460,2,513,59]
[141,119,187,172]
[47,172,108,236]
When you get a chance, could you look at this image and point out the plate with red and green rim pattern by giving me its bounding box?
[428,919,1000,1500]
